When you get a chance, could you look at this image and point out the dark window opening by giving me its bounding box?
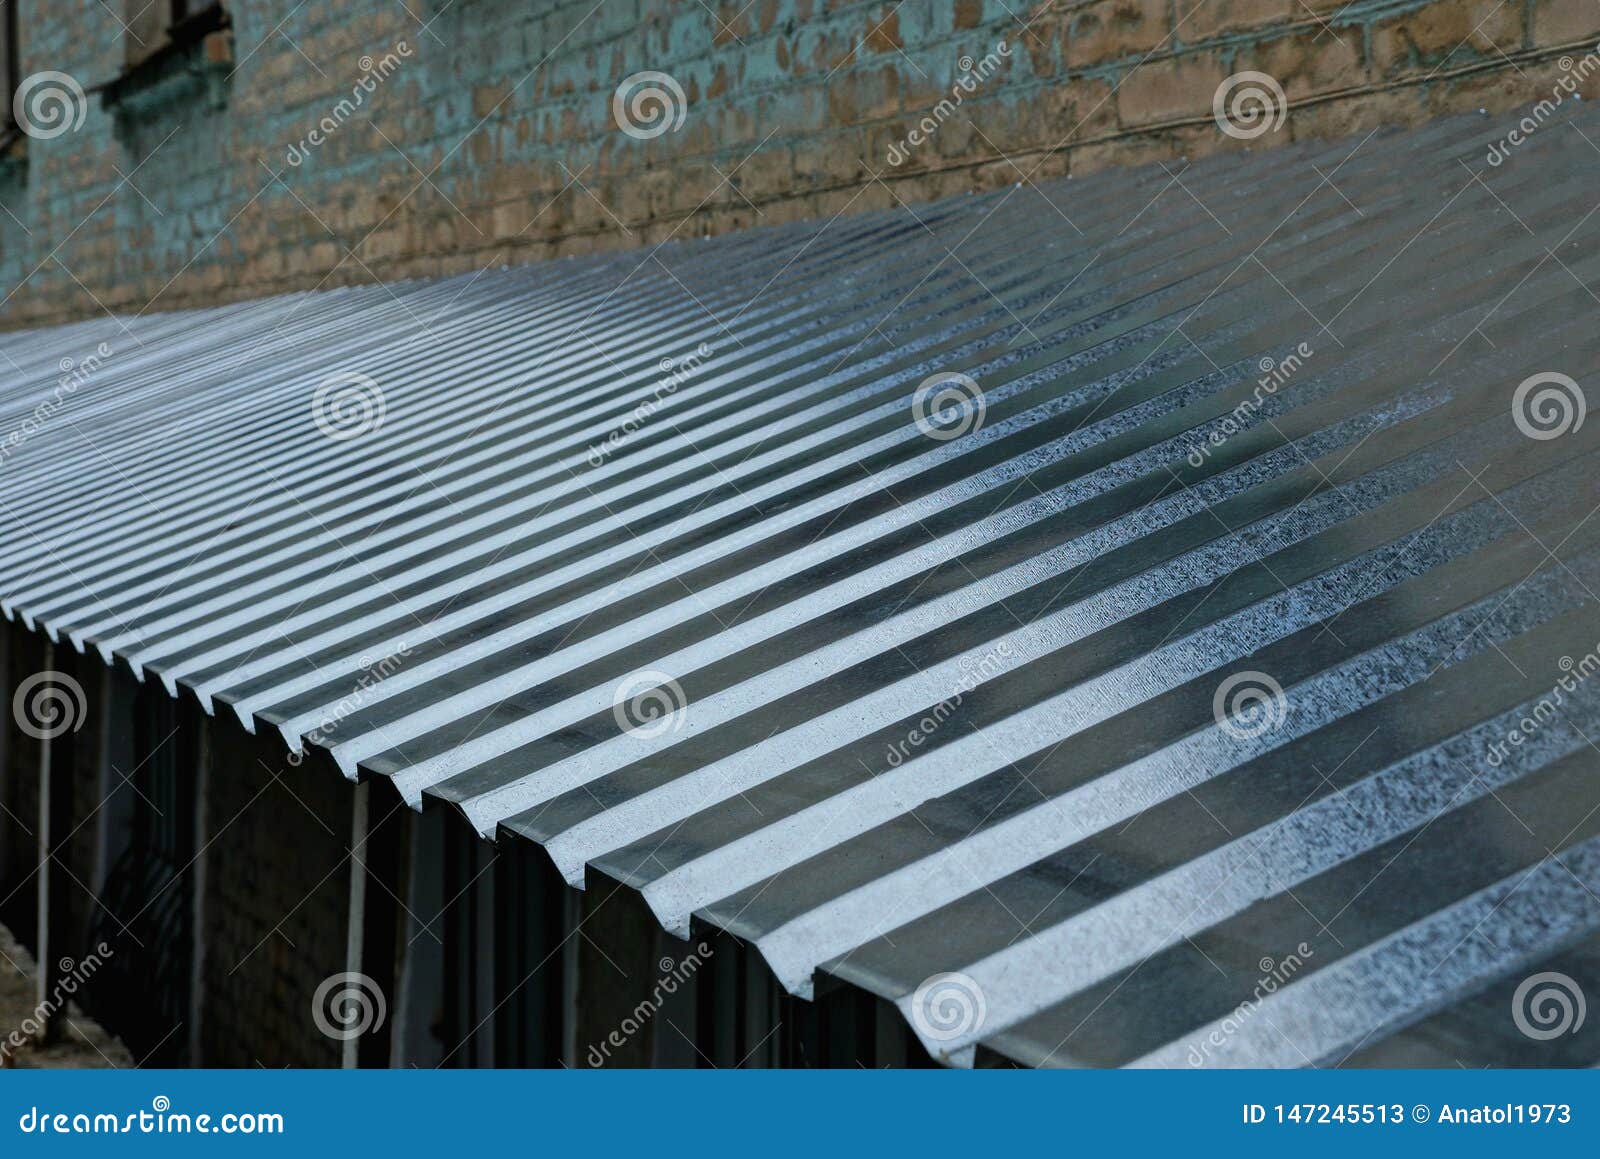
[124,1,224,70]
[0,0,20,150]
[83,682,198,1064]
[103,1,231,114]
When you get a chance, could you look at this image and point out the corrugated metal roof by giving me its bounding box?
[4,101,1600,1068]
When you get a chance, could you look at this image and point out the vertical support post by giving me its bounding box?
[0,627,10,883]
[186,716,210,1066]
[34,640,57,1044]
[89,665,113,897]
[342,780,370,1069]
[561,889,579,1067]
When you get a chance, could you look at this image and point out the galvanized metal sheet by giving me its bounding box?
[3,103,1600,1067]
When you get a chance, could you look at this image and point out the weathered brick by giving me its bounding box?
[1073,129,1184,176]
[1251,25,1366,98]
[1290,85,1430,143]
[1372,0,1524,78]
[1072,75,1123,140]
[1067,0,1172,69]
[864,9,905,53]
[1184,0,1292,43]
[1533,0,1600,45]
[0,0,1588,329]
[1117,52,1231,126]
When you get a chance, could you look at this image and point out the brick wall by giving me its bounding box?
[1,0,1597,328]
